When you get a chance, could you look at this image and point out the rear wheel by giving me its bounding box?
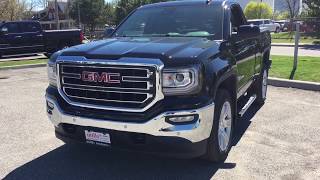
[44,53,52,58]
[275,27,280,33]
[255,67,268,105]
[203,89,234,162]
[58,42,70,51]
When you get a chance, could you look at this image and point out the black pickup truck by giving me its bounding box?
[0,21,83,58]
[45,0,271,162]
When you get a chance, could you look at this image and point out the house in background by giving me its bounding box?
[32,0,75,30]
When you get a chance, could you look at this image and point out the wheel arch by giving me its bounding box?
[212,71,238,125]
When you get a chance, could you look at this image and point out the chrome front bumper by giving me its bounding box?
[46,96,215,143]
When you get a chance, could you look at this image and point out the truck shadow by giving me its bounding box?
[0,54,45,60]
[4,145,235,180]
[233,103,263,146]
[4,104,262,180]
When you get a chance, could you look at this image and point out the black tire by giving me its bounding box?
[44,53,52,58]
[254,67,268,105]
[275,27,280,33]
[203,89,234,162]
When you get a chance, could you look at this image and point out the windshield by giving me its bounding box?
[114,5,223,39]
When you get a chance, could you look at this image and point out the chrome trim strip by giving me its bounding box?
[61,64,153,78]
[63,87,150,104]
[56,56,164,112]
[62,82,151,91]
[46,95,215,143]
[63,86,151,95]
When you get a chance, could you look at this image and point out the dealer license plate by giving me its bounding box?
[85,130,111,146]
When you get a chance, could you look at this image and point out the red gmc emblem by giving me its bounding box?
[81,71,121,84]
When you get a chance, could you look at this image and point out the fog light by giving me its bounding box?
[47,101,54,110]
[166,115,198,124]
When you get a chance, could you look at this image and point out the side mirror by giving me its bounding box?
[104,27,115,38]
[238,25,260,38]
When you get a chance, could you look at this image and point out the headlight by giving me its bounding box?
[162,67,201,95]
[47,62,57,87]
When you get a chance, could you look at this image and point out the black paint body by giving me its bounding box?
[0,21,82,57]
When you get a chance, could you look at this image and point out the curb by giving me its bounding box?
[0,63,46,70]
[268,77,320,91]
[271,43,319,47]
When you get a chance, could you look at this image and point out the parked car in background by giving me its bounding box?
[0,21,83,58]
[248,19,281,33]
[274,20,289,32]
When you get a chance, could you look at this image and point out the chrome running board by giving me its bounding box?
[238,95,256,117]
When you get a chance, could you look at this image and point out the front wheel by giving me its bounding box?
[203,89,234,162]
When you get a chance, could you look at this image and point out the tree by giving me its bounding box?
[303,0,320,17]
[283,0,300,19]
[274,11,290,20]
[103,2,116,26]
[69,0,105,31]
[244,2,273,20]
[0,0,43,21]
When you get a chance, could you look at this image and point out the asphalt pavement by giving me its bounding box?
[271,45,320,57]
[0,67,320,180]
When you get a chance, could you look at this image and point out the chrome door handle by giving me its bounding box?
[15,36,22,38]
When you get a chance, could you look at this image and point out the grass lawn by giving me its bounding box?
[270,55,320,82]
[0,59,48,68]
[271,32,320,44]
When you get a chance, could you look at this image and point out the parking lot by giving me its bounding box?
[0,67,320,180]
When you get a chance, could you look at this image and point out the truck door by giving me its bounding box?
[229,5,257,97]
[0,22,25,56]
[21,22,45,53]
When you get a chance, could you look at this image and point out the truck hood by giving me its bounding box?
[61,37,220,62]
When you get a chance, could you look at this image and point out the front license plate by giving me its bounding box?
[85,130,111,146]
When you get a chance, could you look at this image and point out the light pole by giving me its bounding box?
[259,0,263,19]
[77,0,81,28]
[55,0,60,29]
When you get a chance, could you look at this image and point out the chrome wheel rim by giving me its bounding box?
[262,70,268,99]
[218,101,232,152]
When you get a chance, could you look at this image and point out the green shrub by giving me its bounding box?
[244,2,272,19]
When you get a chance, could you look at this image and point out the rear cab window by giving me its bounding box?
[1,23,21,34]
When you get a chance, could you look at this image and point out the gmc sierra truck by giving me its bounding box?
[46,0,271,162]
[0,21,83,58]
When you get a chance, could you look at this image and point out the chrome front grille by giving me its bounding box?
[56,57,164,112]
